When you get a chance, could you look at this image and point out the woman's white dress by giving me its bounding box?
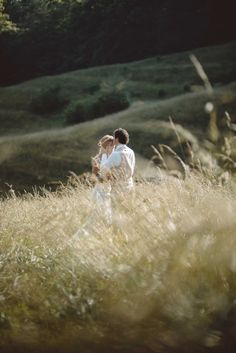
[73,153,112,239]
[91,153,112,224]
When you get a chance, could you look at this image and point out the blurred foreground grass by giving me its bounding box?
[1,174,236,352]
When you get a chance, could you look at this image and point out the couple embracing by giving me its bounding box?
[74,128,135,238]
[92,128,135,221]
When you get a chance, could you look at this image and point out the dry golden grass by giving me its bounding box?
[1,174,236,352]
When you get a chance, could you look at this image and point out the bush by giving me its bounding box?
[65,91,130,125]
[93,91,130,117]
[183,83,191,93]
[29,85,69,115]
[158,89,166,98]
[86,84,100,94]
[64,98,95,125]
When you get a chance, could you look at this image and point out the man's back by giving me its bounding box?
[101,144,135,190]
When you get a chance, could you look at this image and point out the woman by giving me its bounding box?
[91,135,114,177]
[73,135,114,239]
[91,135,114,223]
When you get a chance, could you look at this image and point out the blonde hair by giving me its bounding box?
[97,135,114,147]
[92,135,114,166]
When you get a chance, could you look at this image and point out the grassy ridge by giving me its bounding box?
[0,42,235,192]
[0,82,235,193]
[0,41,235,134]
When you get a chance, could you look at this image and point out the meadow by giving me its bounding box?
[0,173,236,352]
[0,38,236,353]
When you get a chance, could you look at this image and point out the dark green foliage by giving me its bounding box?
[183,83,191,93]
[64,98,94,125]
[86,84,100,95]
[29,85,69,115]
[65,90,130,125]
[93,91,130,117]
[0,0,17,32]
[0,0,235,86]
[158,89,167,98]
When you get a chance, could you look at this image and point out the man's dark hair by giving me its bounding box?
[113,128,129,144]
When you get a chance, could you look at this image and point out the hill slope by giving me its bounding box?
[0,42,236,192]
[0,41,235,134]
[0,82,236,193]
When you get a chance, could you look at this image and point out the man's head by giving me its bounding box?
[113,128,129,145]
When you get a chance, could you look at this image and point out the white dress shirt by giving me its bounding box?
[101,144,135,190]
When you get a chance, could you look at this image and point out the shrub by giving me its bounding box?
[86,84,100,95]
[158,89,166,98]
[183,83,191,93]
[65,90,130,125]
[29,85,69,115]
[93,91,130,117]
[64,98,95,125]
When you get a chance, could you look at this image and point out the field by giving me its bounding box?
[0,174,236,353]
[0,40,236,352]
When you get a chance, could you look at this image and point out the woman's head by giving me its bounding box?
[98,135,114,149]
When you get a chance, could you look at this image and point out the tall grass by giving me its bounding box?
[0,174,236,352]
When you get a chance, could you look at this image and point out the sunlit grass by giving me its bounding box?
[0,174,236,352]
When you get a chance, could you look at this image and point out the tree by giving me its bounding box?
[0,0,17,32]
[0,0,235,86]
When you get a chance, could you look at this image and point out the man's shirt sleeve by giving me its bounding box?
[100,151,121,174]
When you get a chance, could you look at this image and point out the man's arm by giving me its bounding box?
[100,151,121,177]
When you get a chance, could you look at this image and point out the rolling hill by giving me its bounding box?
[0,41,236,193]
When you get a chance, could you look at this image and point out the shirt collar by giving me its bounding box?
[115,143,125,151]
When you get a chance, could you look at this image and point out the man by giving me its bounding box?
[100,128,135,193]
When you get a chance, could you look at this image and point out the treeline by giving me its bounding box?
[0,0,235,86]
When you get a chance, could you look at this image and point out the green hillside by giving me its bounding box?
[0,41,236,192]
[0,41,235,134]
